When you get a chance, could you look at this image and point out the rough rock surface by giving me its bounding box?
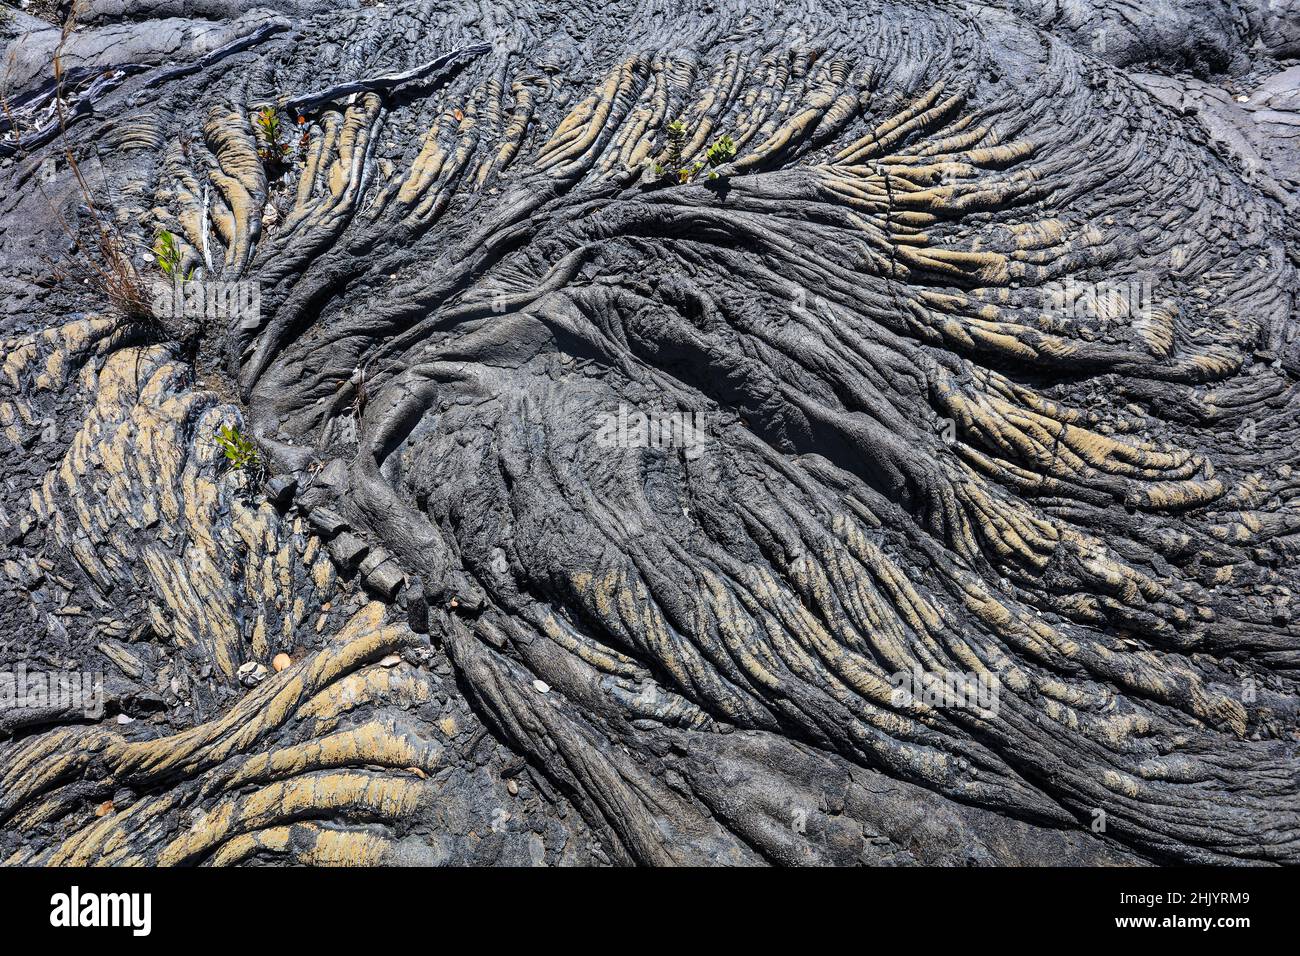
[0,0,1297,866]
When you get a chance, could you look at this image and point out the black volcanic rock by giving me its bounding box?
[0,0,1297,867]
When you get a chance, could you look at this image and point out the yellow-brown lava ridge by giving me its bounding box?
[0,0,1298,865]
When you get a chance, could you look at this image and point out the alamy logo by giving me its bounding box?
[151,279,262,329]
[594,404,710,459]
[50,886,152,936]
[0,664,103,718]
[1045,276,1160,325]
[888,667,999,717]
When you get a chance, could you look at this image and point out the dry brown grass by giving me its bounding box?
[49,3,151,319]
[2,1,152,321]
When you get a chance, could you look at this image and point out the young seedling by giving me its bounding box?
[644,119,688,182]
[706,133,736,169]
[253,106,289,165]
[151,229,191,280]
[214,423,262,476]
[665,119,687,171]
[651,121,738,184]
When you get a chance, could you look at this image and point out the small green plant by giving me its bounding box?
[706,133,736,169]
[644,119,688,182]
[253,106,289,164]
[651,121,737,185]
[665,119,687,170]
[214,423,261,475]
[152,229,192,280]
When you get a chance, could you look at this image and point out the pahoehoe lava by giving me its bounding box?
[0,0,1298,866]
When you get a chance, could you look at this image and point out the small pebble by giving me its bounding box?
[237,661,268,687]
[273,652,291,672]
